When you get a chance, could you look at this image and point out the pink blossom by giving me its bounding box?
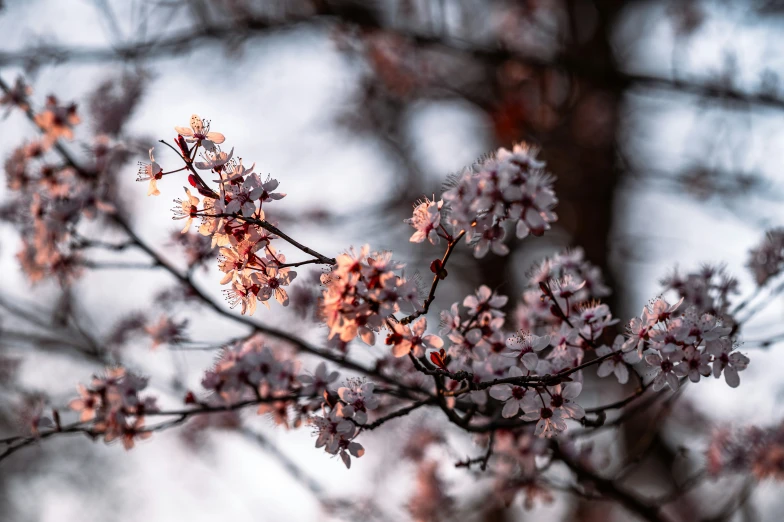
[174,114,225,150]
[137,148,163,196]
[405,198,443,245]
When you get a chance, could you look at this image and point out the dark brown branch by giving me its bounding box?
[0,393,317,463]
[356,397,437,431]
[224,214,336,266]
[551,443,669,522]
[401,230,466,325]
[79,260,162,270]
[455,430,495,471]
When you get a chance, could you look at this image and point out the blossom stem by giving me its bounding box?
[355,397,437,431]
[401,230,466,325]
[214,213,336,266]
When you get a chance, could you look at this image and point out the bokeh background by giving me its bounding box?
[1,0,784,520]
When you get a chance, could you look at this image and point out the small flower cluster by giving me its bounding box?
[309,376,377,469]
[492,429,552,509]
[527,247,611,300]
[618,297,748,390]
[660,264,739,323]
[746,228,784,286]
[3,86,120,284]
[491,380,585,436]
[221,245,298,315]
[439,285,510,363]
[33,95,81,145]
[706,423,784,481]
[201,336,301,405]
[439,143,558,258]
[68,368,158,449]
[320,246,423,346]
[136,115,294,316]
[515,248,611,331]
[144,315,188,349]
[435,281,596,437]
[335,378,379,424]
[311,409,365,469]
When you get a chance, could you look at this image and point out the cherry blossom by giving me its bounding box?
[489,367,530,418]
[257,175,286,205]
[299,362,339,397]
[545,382,584,420]
[337,379,380,424]
[706,338,749,388]
[174,114,226,150]
[505,332,550,371]
[746,228,784,286]
[464,285,508,320]
[521,398,568,438]
[137,148,163,196]
[172,187,200,233]
[67,367,158,448]
[0,76,32,111]
[68,384,101,422]
[144,315,188,349]
[33,95,80,145]
[403,318,444,357]
[682,345,712,383]
[312,409,364,468]
[195,147,234,172]
[254,263,297,307]
[595,335,640,384]
[645,350,687,391]
[405,198,443,245]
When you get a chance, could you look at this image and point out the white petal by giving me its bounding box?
[489,385,512,401]
[502,400,520,418]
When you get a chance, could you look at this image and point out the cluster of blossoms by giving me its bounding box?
[514,248,612,332]
[68,368,158,449]
[427,143,557,258]
[746,228,784,286]
[660,264,739,323]
[104,312,188,351]
[33,95,81,145]
[137,114,294,316]
[201,336,301,404]
[199,338,374,468]
[706,423,784,480]
[2,83,122,283]
[310,377,380,468]
[492,430,552,508]
[320,246,423,347]
[199,336,335,430]
[620,297,748,390]
[435,279,597,437]
[2,96,769,507]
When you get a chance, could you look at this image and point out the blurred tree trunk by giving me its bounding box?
[470,1,688,519]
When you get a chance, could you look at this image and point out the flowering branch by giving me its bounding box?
[156,138,336,267]
[401,230,466,325]
[0,73,773,518]
[0,392,313,463]
[354,397,437,431]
